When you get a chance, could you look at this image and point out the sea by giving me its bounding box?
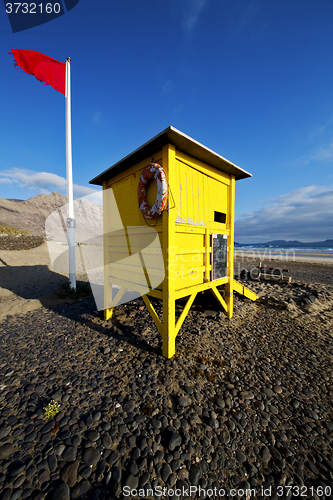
[235,244,333,254]
[234,243,333,263]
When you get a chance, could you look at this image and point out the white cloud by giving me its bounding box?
[309,141,333,163]
[0,177,13,184]
[75,185,102,204]
[0,168,100,201]
[0,168,66,191]
[294,141,333,166]
[235,185,333,242]
[182,0,206,33]
[291,140,333,167]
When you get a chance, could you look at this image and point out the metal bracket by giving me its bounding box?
[66,218,76,228]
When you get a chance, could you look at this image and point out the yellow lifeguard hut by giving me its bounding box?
[90,126,257,358]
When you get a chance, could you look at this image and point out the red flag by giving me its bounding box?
[11,49,66,95]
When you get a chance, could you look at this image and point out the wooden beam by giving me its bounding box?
[142,295,163,335]
[175,292,197,335]
[233,279,258,301]
[211,286,228,313]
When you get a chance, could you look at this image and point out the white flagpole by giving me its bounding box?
[65,56,76,290]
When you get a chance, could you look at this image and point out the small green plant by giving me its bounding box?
[43,400,60,419]
[56,282,91,300]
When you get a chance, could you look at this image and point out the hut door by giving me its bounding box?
[212,233,228,279]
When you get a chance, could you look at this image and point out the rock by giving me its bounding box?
[80,466,93,479]
[140,471,150,487]
[88,431,100,442]
[55,444,66,456]
[162,463,172,482]
[71,480,91,498]
[124,401,136,413]
[8,490,23,500]
[125,474,139,489]
[178,396,190,408]
[93,411,101,421]
[263,388,275,398]
[129,462,139,476]
[1,490,13,500]
[219,429,230,445]
[86,416,94,427]
[62,446,76,462]
[240,391,254,400]
[61,461,79,487]
[0,426,11,439]
[48,454,57,473]
[24,430,37,442]
[236,451,247,463]
[304,409,319,420]
[83,448,100,466]
[52,482,70,500]
[152,418,162,429]
[261,446,272,463]
[41,420,55,434]
[168,433,182,451]
[102,434,112,449]
[113,466,122,483]
[189,464,202,485]
[10,465,26,477]
[270,446,282,460]
[215,398,225,408]
[0,443,12,459]
[108,451,119,466]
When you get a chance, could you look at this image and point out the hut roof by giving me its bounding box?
[90,126,251,186]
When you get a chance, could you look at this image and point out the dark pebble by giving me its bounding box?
[168,433,182,451]
[52,482,70,500]
[236,451,247,463]
[62,446,76,462]
[125,474,139,489]
[178,396,190,407]
[102,434,112,449]
[189,464,202,485]
[162,463,172,482]
[24,431,37,442]
[61,461,79,487]
[83,448,100,466]
[71,480,91,499]
[124,401,136,413]
[88,431,100,442]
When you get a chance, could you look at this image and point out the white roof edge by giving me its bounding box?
[168,126,252,177]
[90,126,252,185]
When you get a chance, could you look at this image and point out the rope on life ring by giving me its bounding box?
[138,163,168,219]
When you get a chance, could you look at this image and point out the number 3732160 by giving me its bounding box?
[6,3,61,14]
[277,485,332,497]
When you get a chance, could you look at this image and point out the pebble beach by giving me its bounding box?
[0,237,333,500]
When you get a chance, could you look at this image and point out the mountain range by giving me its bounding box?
[0,192,103,243]
[235,239,333,247]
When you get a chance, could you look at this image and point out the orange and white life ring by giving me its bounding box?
[138,163,168,219]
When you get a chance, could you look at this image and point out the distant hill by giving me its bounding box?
[235,239,333,247]
[0,192,103,242]
[0,192,68,235]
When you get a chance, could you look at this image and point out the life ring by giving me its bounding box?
[138,163,168,219]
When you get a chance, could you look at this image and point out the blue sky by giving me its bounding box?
[1,0,333,243]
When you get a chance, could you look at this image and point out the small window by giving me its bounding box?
[214,211,226,224]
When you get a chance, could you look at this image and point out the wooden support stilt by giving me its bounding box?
[175,292,197,335]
